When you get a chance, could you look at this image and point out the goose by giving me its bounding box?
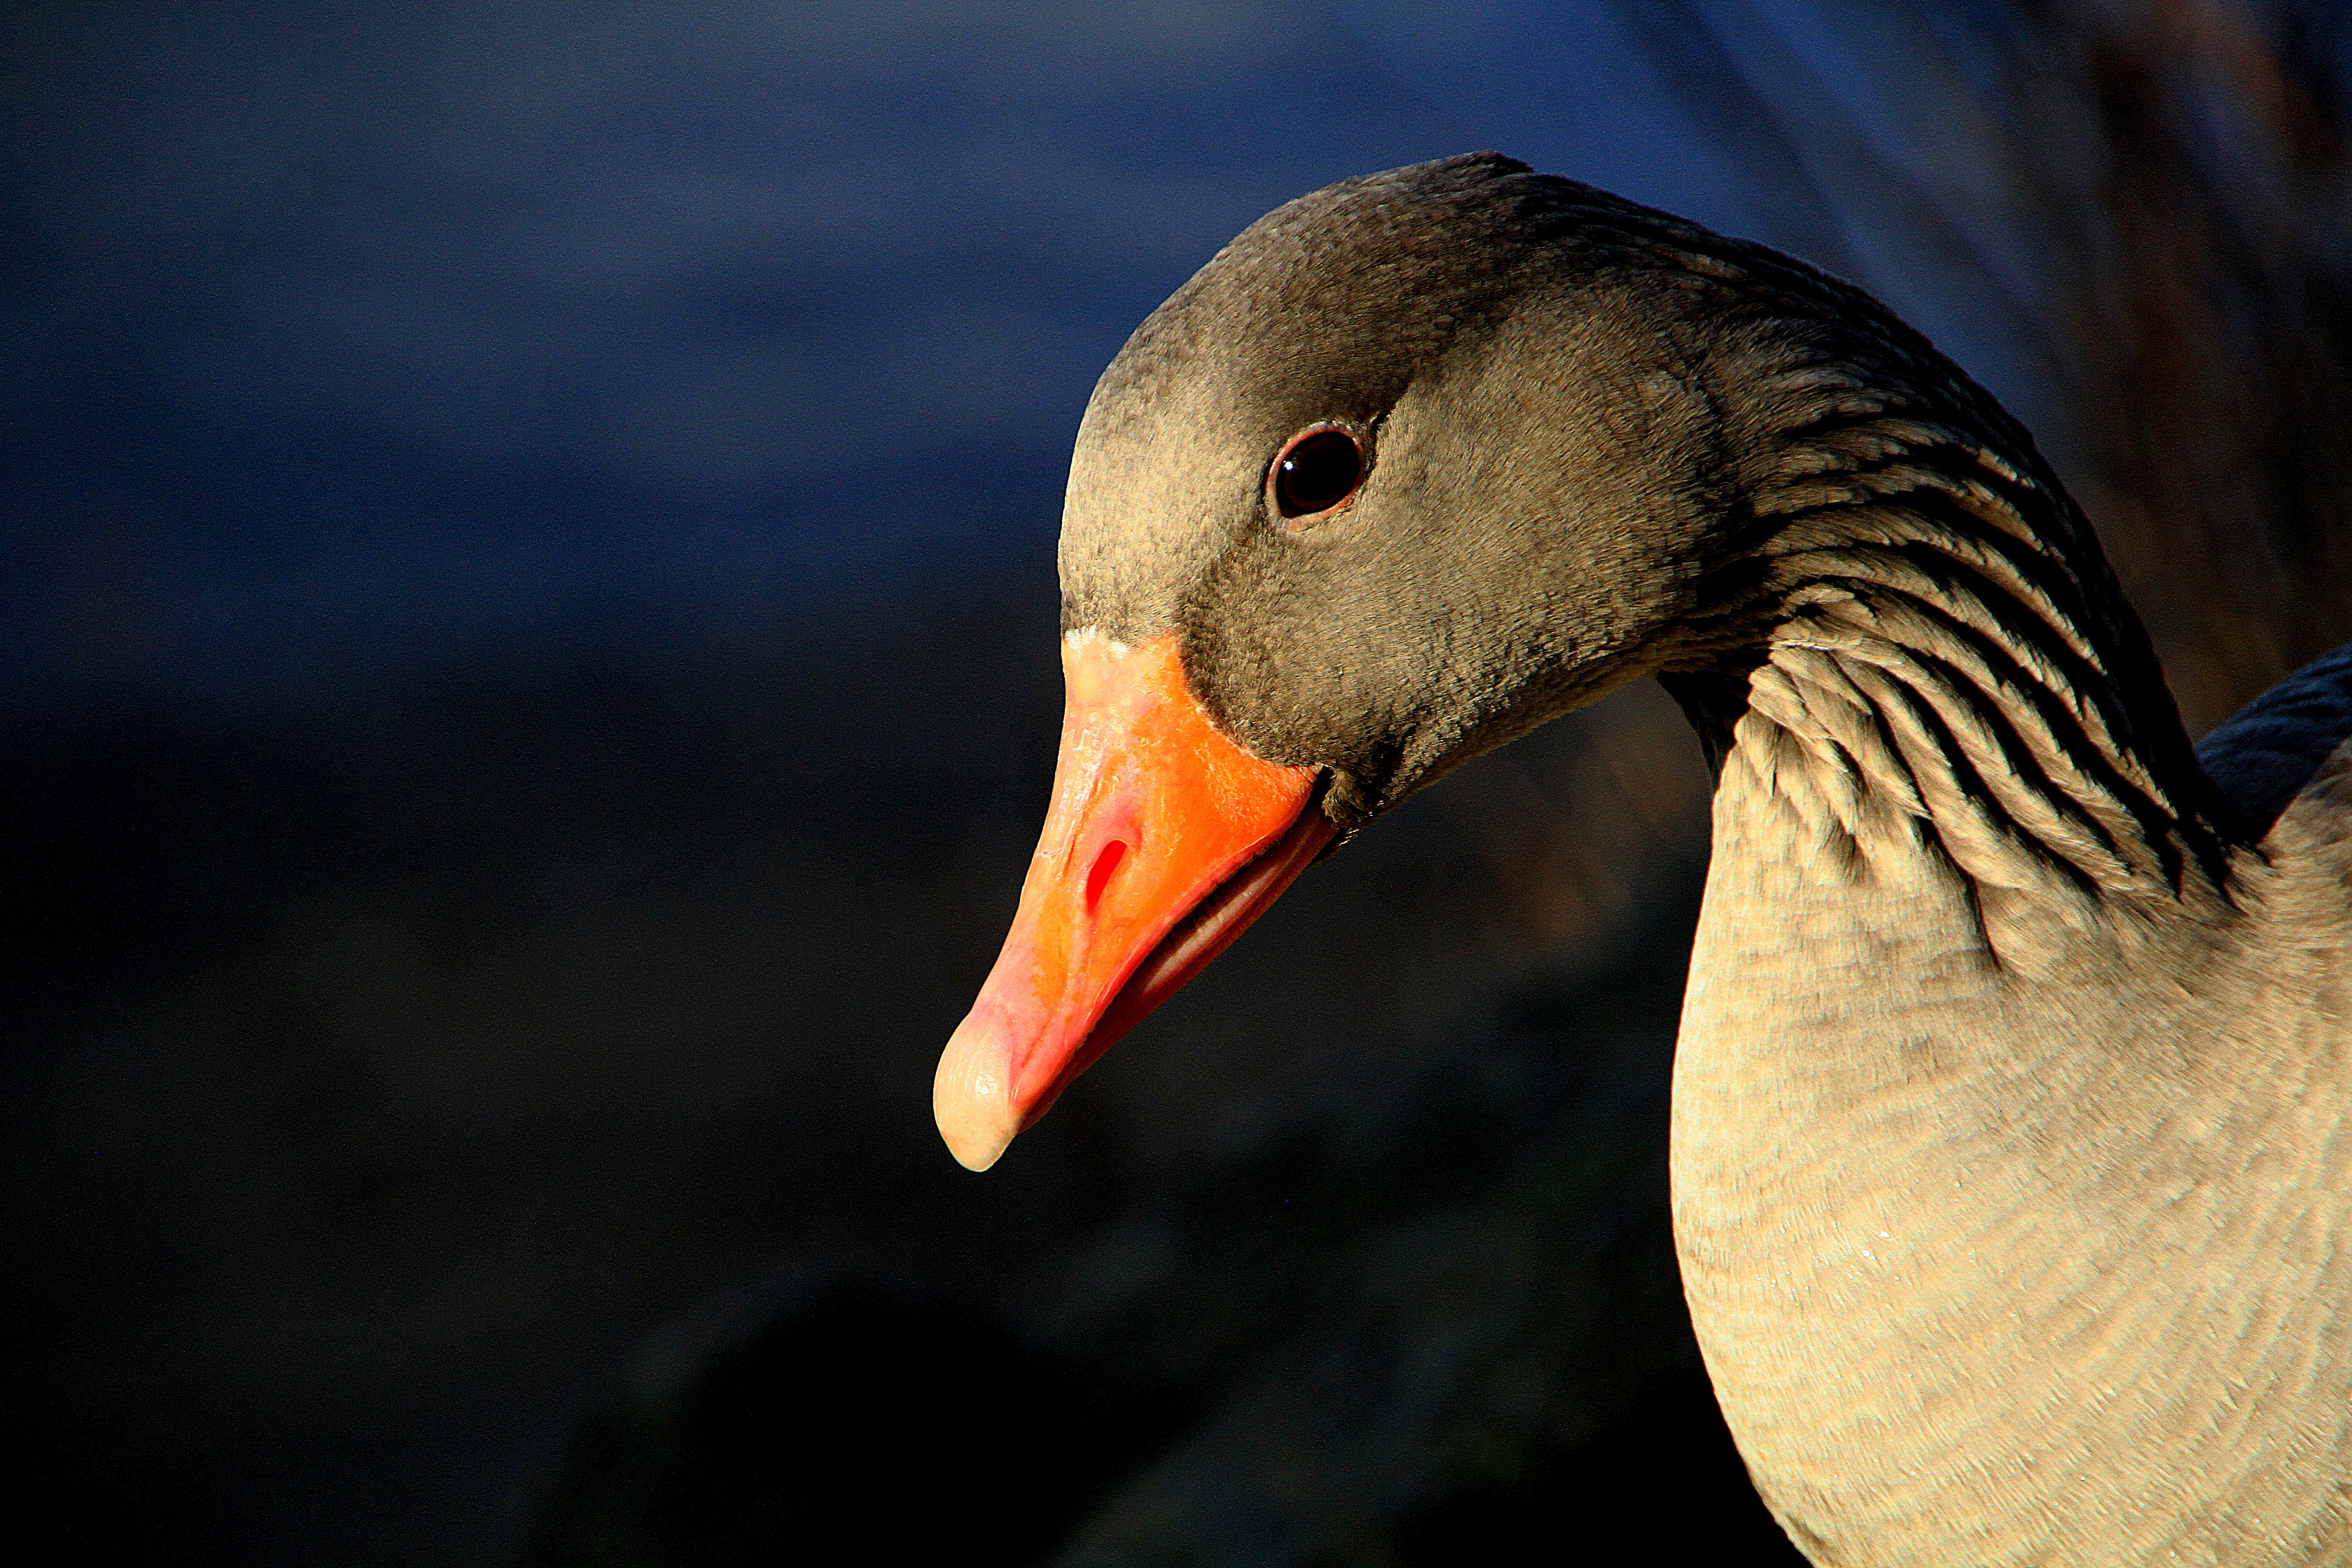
[929,153,2352,1566]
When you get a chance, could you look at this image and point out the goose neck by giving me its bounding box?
[1664,441,2240,963]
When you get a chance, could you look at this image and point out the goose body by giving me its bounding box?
[932,154,2352,1565]
[1677,636,2352,1564]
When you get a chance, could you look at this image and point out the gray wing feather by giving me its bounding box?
[2195,638,2352,833]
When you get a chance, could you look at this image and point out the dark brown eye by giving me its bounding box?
[1270,426,1365,519]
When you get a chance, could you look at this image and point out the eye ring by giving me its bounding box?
[1268,424,1367,522]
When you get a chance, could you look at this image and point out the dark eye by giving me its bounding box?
[1270,426,1365,519]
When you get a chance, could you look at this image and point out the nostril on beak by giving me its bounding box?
[1084,838,1130,915]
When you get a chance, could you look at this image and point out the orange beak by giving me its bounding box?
[933,630,1334,1170]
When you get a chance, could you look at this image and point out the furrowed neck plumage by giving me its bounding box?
[1662,370,2241,963]
[1444,179,2243,940]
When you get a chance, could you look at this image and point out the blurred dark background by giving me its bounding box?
[6,3,2350,1564]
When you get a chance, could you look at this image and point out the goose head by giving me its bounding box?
[934,152,1931,1170]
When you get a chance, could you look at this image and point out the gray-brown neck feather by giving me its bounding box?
[1671,375,2238,969]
